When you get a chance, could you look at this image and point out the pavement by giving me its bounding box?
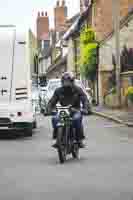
[0,115,133,199]
[92,106,133,127]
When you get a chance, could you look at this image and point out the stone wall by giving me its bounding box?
[99,14,133,106]
[99,71,112,104]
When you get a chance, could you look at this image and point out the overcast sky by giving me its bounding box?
[0,0,80,34]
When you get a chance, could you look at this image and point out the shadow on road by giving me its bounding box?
[0,130,34,140]
[42,154,88,166]
[63,156,87,165]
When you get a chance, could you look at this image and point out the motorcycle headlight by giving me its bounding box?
[60,111,65,116]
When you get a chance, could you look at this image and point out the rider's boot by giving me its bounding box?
[78,140,85,148]
[76,127,85,148]
[80,125,85,139]
[52,140,58,148]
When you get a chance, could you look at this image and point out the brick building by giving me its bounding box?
[92,0,133,41]
[92,0,133,107]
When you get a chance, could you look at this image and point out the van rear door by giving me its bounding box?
[0,26,15,102]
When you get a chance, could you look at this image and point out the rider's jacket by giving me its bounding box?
[48,85,89,111]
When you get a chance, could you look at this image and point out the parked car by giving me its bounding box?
[40,79,92,116]
[38,86,48,106]
[32,85,40,114]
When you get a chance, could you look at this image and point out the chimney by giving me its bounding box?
[41,11,44,16]
[36,11,50,43]
[62,0,65,7]
[56,0,60,6]
[38,11,40,17]
[54,0,67,32]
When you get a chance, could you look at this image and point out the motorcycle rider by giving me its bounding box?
[47,72,89,148]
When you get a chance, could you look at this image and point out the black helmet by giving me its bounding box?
[61,72,75,83]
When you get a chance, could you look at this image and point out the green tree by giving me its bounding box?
[79,26,98,80]
[79,26,98,98]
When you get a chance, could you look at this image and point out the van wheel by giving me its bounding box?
[40,108,44,114]
[33,121,37,129]
[44,108,48,116]
[24,128,33,137]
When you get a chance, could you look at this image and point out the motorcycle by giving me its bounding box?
[53,105,80,164]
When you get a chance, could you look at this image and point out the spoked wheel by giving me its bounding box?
[58,148,67,164]
[72,143,79,159]
[57,127,66,164]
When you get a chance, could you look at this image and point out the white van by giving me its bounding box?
[0,25,37,136]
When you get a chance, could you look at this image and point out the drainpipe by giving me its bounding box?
[96,43,99,105]
[112,0,121,107]
[74,38,78,78]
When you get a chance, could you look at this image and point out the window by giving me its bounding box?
[43,40,50,50]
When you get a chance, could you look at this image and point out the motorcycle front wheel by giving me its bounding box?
[72,143,79,159]
[57,127,66,164]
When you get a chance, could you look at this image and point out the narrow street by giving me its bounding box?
[0,114,133,200]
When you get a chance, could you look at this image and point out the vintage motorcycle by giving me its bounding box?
[53,105,80,164]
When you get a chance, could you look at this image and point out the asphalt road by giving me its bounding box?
[0,114,133,200]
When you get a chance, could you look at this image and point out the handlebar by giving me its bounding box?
[49,105,88,116]
[56,105,88,115]
[56,105,72,110]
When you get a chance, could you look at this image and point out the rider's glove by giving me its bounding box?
[70,107,79,113]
